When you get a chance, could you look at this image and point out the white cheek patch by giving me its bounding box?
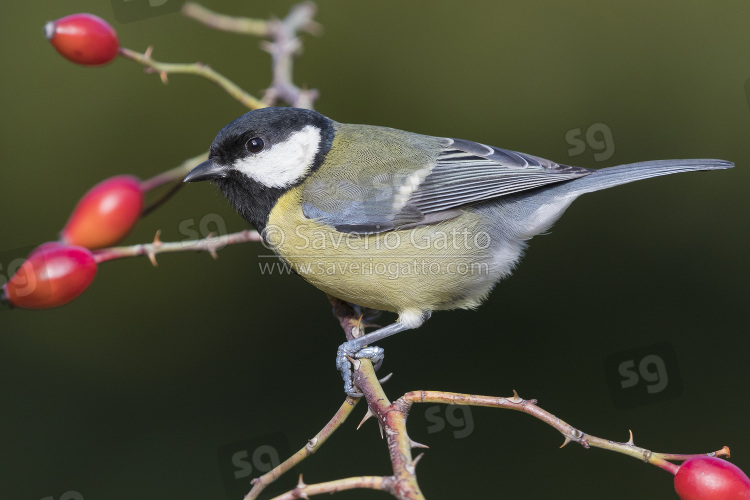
[232,125,322,188]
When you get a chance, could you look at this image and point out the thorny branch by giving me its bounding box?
[259,2,321,108]
[396,391,730,476]
[118,46,264,109]
[92,229,261,266]
[181,2,270,36]
[119,2,319,110]
[244,396,360,500]
[238,301,729,499]
[94,0,323,268]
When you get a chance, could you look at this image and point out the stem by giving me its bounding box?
[397,390,728,475]
[261,2,320,108]
[181,2,270,36]
[245,397,360,500]
[328,297,425,500]
[651,457,681,475]
[92,230,262,265]
[355,361,425,499]
[268,475,389,500]
[179,2,320,109]
[139,152,207,193]
[655,446,731,462]
[140,152,208,216]
[118,47,264,110]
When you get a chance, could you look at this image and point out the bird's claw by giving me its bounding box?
[336,341,385,397]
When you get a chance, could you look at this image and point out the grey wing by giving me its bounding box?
[409,138,592,214]
[302,136,592,234]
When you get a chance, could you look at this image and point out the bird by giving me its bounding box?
[183,106,733,395]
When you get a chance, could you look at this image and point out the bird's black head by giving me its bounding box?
[184,107,335,231]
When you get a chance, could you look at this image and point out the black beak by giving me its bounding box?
[183,159,228,182]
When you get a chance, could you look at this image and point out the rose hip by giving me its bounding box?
[44,13,119,66]
[2,244,97,309]
[675,457,750,500]
[61,175,143,249]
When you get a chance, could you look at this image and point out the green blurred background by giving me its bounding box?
[1,1,748,499]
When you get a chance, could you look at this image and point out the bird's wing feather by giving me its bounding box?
[301,134,592,234]
[409,139,591,214]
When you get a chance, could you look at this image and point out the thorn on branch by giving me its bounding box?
[409,438,429,450]
[357,408,376,430]
[407,453,425,474]
[148,230,163,266]
[510,389,522,403]
[354,315,365,338]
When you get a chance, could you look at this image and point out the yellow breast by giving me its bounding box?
[265,187,498,313]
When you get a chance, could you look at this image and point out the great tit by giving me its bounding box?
[184,107,732,395]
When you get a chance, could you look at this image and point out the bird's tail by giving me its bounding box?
[562,159,733,196]
[497,158,733,242]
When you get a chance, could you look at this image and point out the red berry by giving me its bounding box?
[675,457,750,500]
[44,13,119,66]
[61,175,143,249]
[29,241,64,257]
[2,244,97,309]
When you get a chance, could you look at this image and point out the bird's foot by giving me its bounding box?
[336,341,384,397]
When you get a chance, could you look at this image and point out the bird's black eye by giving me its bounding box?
[246,137,264,153]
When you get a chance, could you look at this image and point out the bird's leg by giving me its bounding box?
[336,310,431,396]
